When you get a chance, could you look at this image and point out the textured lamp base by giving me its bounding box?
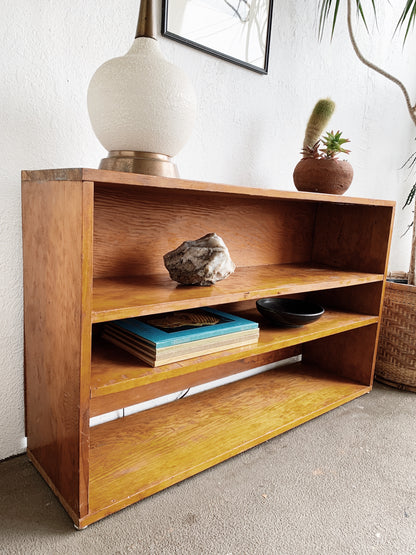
[99,151,179,178]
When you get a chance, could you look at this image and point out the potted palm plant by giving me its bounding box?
[319,0,416,391]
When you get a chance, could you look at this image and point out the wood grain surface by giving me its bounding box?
[21,168,394,527]
[90,346,300,417]
[92,184,316,278]
[22,178,93,517]
[91,264,384,323]
[90,307,378,403]
[308,281,384,316]
[313,203,395,274]
[21,167,396,208]
[303,324,379,385]
[86,362,370,526]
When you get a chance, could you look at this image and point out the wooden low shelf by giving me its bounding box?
[86,362,369,528]
[21,168,395,528]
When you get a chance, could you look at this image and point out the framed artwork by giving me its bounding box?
[162,0,274,74]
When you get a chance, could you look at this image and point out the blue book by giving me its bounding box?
[107,307,259,349]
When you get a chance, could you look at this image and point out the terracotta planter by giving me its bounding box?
[293,158,353,195]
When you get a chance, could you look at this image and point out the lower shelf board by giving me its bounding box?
[86,361,370,525]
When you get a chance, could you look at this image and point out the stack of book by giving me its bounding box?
[102,307,259,367]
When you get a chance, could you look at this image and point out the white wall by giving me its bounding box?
[1,0,415,460]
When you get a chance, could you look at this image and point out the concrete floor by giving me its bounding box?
[1,382,415,555]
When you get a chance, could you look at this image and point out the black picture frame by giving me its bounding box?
[161,0,274,74]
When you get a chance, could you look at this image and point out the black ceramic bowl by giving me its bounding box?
[256,298,325,327]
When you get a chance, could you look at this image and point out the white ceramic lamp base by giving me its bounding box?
[87,37,197,177]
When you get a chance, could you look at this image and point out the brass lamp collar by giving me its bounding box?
[135,0,156,39]
[99,151,179,178]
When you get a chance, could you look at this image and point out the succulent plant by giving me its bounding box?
[320,130,351,159]
[300,140,321,159]
[301,130,351,160]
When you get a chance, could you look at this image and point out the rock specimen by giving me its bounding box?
[163,233,236,286]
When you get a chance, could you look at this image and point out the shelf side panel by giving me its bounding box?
[302,324,379,385]
[22,178,93,518]
[309,281,383,316]
[312,203,394,274]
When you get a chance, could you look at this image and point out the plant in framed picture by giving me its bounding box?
[162,0,274,74]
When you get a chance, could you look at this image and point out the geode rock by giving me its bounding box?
[163,233,236,286]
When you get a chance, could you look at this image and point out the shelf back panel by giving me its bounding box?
[93,185,316,278]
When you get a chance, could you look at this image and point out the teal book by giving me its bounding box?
[106,307,259,349]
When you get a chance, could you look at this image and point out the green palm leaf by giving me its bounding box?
[319,0,416,43]
[395,0,416,43]
[318,0,375,40]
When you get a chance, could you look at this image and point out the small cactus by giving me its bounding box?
[303,98,336,149]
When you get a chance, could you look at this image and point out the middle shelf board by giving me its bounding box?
[90,307,378,401]
[92,263,384,323]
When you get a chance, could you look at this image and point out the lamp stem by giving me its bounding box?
[135,0,156,39]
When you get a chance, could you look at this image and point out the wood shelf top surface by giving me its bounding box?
[92,264,384,323]
[88,361,369,519]
[22,167,395,208]
[91,307,378,398]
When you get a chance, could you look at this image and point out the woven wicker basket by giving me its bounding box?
[375,281,416,392]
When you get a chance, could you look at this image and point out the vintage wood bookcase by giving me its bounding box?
[21,168,395,528]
